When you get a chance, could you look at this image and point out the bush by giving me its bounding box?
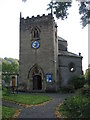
[80,85,90,95]
[59,93,90,118]
[84,83,89,89]
[68,76,86,89]
[60,85,75,93]
[2,87,12,96]
[85,68,90,86]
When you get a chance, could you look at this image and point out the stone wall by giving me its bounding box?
[58,55,82,87]
[19,14,58,91]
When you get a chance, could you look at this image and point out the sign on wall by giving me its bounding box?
[46,73,52,82]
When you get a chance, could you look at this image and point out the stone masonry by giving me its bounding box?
[19,13,83,92]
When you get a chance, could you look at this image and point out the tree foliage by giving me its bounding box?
[47,0,90,28]
[22,0,90,27]
[2,58,19,84]
[85,67,90,86]
[2,57,19,74]
[79,1,90,27]
[47,1,72,20]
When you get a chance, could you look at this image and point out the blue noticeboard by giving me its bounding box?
[46,73,52,82]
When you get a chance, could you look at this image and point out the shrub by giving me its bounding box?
[60,85,75,93]
[59,93,90,118]
[68,76,86,89]
[2,88,11,96]
[80,84,90,95]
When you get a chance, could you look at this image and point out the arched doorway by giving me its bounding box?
[33,75,42,90]
[28,64,45,91]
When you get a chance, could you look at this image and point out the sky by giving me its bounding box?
[0,0,88,72]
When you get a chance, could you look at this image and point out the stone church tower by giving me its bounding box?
[19,13,83,92]
[19,13,59,92]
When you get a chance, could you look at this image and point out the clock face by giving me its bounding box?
[32,41,40,49]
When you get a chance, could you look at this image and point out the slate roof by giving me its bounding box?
[58,51,82,58]
[58,36,67,42]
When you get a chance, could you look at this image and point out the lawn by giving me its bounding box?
[2,106,16,118]
[3,93,52,105]
[2,89,52,118]
[58,92,90,118]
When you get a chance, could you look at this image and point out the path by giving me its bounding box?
[3,100,24,109]
[18,93,71,118]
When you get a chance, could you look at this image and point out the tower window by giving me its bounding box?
[31,27,40,40]
[33,28,39,38]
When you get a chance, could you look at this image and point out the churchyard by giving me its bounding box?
[1,58,90,119]
[2,81,90,119]
[1,0,90,119]
[2,88,52,118]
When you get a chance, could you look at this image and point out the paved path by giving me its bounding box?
[18,93,72,118]
[3,93,74,118]
[2,100,24,109]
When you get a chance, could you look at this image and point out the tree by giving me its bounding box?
[2,57,19,74]
[88,68,90,87]
[85,66,90,87]
[47,1,72,20]
[47,0,90,28]
[79,1,90,27]
[2,58,19,84]
[22,0,90,27]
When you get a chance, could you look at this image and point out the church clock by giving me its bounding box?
[32,41,40,49]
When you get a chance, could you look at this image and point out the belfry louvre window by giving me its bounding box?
[31,27,40,40]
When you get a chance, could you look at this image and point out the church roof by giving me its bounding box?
[58,51,82,58]
[58,36,67,42]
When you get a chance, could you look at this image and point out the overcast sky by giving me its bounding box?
[0,0,88,72]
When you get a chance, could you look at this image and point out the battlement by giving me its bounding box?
[20,13,55,24]
[20,13,56,31]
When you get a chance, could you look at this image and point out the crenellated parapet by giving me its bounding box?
[20,13,55,31]
[21,13,53,20]
[20,13,54,22]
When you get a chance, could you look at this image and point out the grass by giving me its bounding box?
[2,106,16,119]
[58,92,90,118]
[2,88,52,105]
[2,88,52,118]
[3,94,52,105]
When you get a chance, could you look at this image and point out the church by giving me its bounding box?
[19,13,83,92]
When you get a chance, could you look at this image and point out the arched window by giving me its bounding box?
[33,28,39,38]
[31,27,40,40]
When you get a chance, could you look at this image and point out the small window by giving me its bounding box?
[31,27,40,40]
[69,62,75,72]
[33,28,39,38]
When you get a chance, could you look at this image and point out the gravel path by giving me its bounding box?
[18,93,71,118]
